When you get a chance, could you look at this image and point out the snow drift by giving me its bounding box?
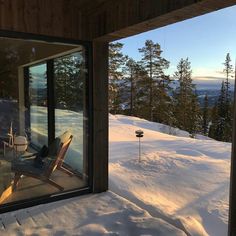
[0,113,231,236]
[109,114,231,236]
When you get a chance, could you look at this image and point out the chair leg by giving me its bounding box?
[13,173,21,191]
[46,179,64,191]
[57,166,74,177]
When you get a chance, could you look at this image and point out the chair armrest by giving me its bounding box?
[20,153,38,159]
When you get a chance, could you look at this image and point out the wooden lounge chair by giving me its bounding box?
[11,133,73,191]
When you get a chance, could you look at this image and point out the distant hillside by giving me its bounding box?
[196,89,234,107]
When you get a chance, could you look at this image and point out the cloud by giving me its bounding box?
[193,76,224,81]
[192,76,234,90]
[192,67,222,78]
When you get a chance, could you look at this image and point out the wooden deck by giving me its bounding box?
[0,149,86,205]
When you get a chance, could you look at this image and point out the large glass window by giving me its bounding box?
[29,63,48,147]
[0,36,90,207]
[54,52,87,176]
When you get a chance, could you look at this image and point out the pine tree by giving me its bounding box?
[202,94,209,135]
[109,42,125,114]
[138,40,169,121]
[122,58,138,116]
[173,58,200,136]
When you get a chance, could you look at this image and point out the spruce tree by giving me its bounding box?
[138,40,170,121]
[132,63,150,119]
[173,58,200,136]
[122,58,138,116]
[202,94,209,135]
[210,54,234,142]
[223,53,233,103]
[208,102,219,139]
[209,81,230,141]
[109,42,125,113]
[189,90,201,137]
[152,74,173,125]
[222,53,233,142]
[216,81,227,140]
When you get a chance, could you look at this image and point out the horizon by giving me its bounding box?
[116,5,236,91]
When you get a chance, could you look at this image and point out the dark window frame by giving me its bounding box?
[0,30,93,213]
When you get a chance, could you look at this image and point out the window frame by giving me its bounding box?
[0,30,93,213]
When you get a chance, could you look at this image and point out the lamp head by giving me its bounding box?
[135,130,144,137]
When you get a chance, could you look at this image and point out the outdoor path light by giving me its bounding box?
[135,130,144,162]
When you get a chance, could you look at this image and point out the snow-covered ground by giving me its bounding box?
[0,113,231,235]
[109,114,231,236]
[0,192,185,236]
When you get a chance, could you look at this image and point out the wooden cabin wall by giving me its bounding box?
[92,41,109,193]
[0,0,84,39]
[0,0,236,41]
[82,0,236,41]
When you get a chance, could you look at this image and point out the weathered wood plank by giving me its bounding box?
[0,212,19,229]
[0,185,13,205]
[14,210,36,227]
[0,0,84,39]
[27,207,50,227]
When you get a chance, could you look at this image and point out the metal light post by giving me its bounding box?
[135,130,144,162]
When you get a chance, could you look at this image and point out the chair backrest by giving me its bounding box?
[48,131,72,156]
[45,134,73,177]
[8,122,14,147]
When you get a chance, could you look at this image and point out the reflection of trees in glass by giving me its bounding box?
[29,64,47,107]
[54,52,85,111]
[0,46,20,134]
[0,46,19,99]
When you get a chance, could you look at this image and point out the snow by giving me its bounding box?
[1,113,231,235]
[1,192,185,236]
[109,114,230,236]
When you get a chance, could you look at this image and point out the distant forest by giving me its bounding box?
[109,40,235,142]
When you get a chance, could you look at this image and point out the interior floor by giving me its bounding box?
[0,148,86,205]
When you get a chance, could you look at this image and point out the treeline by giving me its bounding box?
[109,40,235,142]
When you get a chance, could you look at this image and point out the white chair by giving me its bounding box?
[3,122,14,157]
[13,135,28,156]
[2,123,28,157]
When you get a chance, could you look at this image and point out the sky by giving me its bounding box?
[116,5,236,90]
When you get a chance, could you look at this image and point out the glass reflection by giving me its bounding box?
[29,63,48,147]
[54,52,87,175]
[0,37,89,206]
